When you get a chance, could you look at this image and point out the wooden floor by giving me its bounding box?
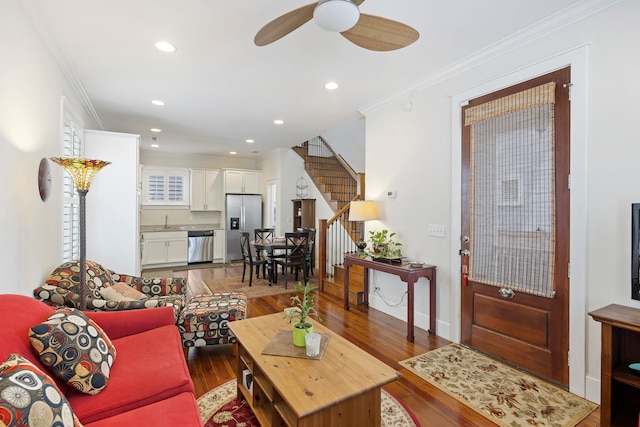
[173,264,600,427]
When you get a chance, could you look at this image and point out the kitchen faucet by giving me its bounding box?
[165,214,169,228]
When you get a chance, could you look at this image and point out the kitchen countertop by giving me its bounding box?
[140,224,222,233]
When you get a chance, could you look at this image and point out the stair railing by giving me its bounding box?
[293,136,365,290]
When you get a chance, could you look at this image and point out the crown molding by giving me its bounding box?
[19,0,104,130]
[359,0,622,116]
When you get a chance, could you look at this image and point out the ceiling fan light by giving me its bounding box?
[313,0,360,33]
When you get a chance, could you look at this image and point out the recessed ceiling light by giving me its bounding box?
[155,41,176,53]
[325,81,339,90]
[150,128,162,133]
[151,144,159,148]
[274,119,284,125]
[151,100,165,106]
[246,139,254,143]
[230,151,237,155]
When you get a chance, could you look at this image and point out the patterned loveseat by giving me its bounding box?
[33,260,187,322]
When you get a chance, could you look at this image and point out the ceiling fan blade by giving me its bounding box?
[341,13,419,51]
[254,3,316,47]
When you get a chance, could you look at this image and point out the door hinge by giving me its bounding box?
[568,351,571,367]
[568,262,571,279]
[568,174,571,190]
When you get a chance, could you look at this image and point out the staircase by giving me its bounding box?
[292,137,366,304]
[293,137,362,241]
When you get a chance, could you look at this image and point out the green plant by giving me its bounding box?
[284,282,323,329]
[363,229,403,259]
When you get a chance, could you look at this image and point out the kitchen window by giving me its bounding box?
[141,167,189,206]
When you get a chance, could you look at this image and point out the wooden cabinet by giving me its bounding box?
[589,304,640,426]
[292,199,315,231]
[213,229,225,261]
[141,231,188,267]
[190,169,222,211]
[224,169,261,194]
[237,343,294,427]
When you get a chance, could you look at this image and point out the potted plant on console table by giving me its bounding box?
[361,229,403,263]
[284,282,323,347]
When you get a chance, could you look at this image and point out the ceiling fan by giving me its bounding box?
[254,0,419,52]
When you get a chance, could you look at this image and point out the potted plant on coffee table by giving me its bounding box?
[284,281,323,347]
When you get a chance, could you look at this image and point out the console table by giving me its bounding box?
[343,253,437,342]
[589,304,640,427]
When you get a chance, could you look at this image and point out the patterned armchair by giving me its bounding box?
[33,260,187,321]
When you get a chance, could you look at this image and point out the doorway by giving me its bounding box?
[266,180,278,230]
[460,68,571,386]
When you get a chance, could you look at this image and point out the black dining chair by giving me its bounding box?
[253,228,275,258]
[240,232,269,287]
[272,231,309,289]
[297,227,316,276]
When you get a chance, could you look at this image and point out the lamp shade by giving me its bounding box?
[349,200,379,221]
[50,157,110,191]
[313,0,360,32]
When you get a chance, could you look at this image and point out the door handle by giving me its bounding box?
[499,288,515,299]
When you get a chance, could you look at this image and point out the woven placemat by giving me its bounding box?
[261,330,331,360]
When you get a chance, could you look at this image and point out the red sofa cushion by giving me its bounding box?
[0,295,68,393]
[83,392,203,427]
[67,324,194,423]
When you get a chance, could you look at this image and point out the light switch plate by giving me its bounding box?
[428,224,446,238]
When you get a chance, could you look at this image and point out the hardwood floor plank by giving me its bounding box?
[175,264,600,426]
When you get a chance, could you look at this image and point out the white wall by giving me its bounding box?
[361,0,639,401]
[321,118,366,173]
[0,0,94,295]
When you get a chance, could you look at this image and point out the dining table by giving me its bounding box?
[252,237,310,286]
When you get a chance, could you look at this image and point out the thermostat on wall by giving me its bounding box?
[387,190,397,198]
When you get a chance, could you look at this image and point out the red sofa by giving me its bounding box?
[0,294,204,426]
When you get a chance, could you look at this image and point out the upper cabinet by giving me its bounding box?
[190,169,223,211]
[141,167,189,207]
[224,169,261,194]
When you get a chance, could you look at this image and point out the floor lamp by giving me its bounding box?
[349,200,379,253]
[50,157,110,310]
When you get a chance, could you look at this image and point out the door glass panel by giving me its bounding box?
[467,87,556,298]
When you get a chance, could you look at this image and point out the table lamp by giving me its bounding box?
[50,157,110,310]
[349,200,379,253]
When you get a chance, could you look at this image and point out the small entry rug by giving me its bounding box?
[198,378,420,427]
[203,275,318,299]
[400,343,597,427]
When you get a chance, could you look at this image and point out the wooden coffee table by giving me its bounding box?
[228,313,400,427]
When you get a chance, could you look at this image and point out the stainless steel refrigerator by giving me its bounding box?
[226,194,262,261]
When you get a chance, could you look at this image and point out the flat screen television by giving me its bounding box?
[633,203,640,300]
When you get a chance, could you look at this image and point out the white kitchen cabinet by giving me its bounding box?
[213,229,225,261]
[84,130,140,276]
[141,231,188,267]
[190,169,222,211]
[224,169,261,194]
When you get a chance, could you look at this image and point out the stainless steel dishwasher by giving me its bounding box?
[187,230,214,263]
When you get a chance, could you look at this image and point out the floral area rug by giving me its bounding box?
[198,378,420,427]
[400,343,597,427]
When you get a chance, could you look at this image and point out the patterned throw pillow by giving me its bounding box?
[0,353,83,426]
[29,308,117,395]
[98,282,146,301]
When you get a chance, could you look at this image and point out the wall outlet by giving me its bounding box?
[428,224,446,238]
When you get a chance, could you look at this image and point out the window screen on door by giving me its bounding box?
[464,82,557,298]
